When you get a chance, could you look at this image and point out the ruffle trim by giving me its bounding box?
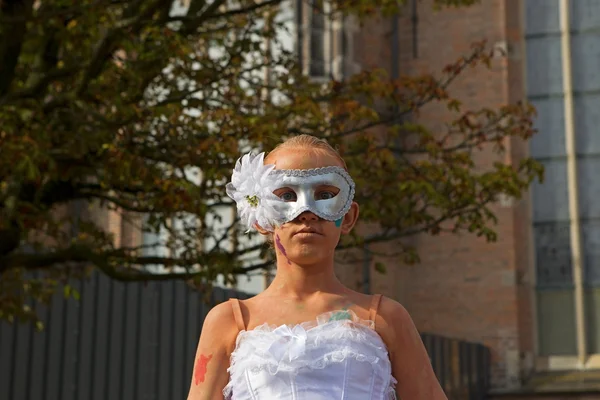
[387,375,399,399]
[231,348,382,375]
[230,329,388,366]
[229,310,387,361]
[228,309,388,365]
[224,349,393,399]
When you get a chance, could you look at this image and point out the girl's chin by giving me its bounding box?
[287,248,328,262]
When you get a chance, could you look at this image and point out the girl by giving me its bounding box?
[187,135,447,399]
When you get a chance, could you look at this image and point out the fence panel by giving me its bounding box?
[421,333,491,400]
[0,272,251,400]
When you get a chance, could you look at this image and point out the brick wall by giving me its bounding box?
[344,0,534,391]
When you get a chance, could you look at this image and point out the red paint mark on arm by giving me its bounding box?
[194,353,213,385]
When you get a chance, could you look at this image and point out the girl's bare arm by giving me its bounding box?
[187,302,238,400]
[377,297,448,400]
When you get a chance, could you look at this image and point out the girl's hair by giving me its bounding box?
[265,134,348,170]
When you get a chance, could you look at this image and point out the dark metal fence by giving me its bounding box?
[0,271,490,400]
[0,272,252,400]
[422,333,491,400]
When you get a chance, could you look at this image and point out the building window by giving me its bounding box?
[309,4,327,77]
[527,0,600,364]
[297,0,345,80]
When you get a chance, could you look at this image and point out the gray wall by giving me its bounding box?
[0,272,252,400]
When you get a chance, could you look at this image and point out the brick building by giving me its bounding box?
[331,0,600,397]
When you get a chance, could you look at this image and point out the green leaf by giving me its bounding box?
[374,262,387,275]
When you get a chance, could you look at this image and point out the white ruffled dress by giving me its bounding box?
[223,303,397,400]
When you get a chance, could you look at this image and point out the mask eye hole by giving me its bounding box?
[317,191,336,200]
[315,186,340,201]
[274,188,297,202]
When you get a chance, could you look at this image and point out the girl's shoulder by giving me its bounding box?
[369,295,417,345]
[200,300,243,348]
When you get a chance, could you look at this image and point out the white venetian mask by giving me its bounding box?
[226,153,356,232]
[267,167,355,225]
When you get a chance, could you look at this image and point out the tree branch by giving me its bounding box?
[338,196,497,250]
[0,221,21,258]
[0,1,132,23]
[179,0,227,35]
[0,0,34,96]
[172,0,283,27]
[101,259,274,281]
[0,242,273,281]
[76,0,173,96]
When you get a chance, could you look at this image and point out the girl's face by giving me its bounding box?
[261,147,359,266]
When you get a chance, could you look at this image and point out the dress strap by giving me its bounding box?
[230,298,246,331]
[369,294,383,327]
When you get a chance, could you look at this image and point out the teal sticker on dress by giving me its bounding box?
[335,218,343,227]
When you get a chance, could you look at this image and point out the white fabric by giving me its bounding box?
[224,310,397,400]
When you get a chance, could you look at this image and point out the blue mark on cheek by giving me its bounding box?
[335,218,343,228]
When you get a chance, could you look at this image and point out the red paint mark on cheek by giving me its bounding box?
[275,234,291,264]
[194,354,213,385]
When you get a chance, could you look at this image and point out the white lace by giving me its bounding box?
[224,310,397,399]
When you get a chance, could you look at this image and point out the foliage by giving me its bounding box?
[0,0,542,323]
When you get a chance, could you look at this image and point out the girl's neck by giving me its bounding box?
[266,260,346,300]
